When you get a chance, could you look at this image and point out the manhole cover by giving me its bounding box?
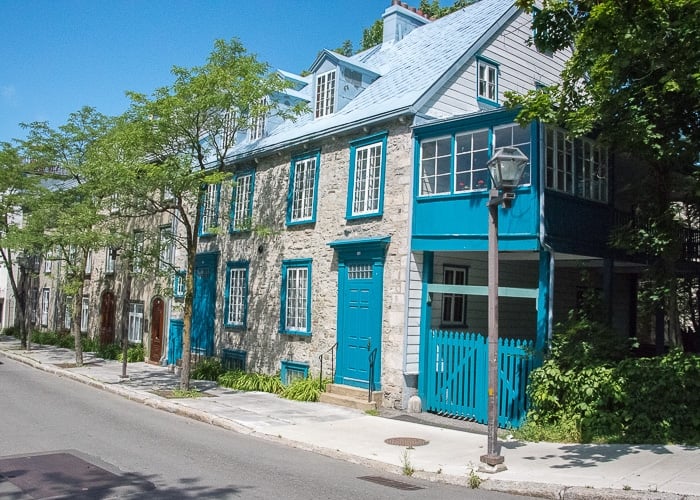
[384,437,429,447]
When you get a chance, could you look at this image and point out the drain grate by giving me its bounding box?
[384,436,429,447]
[358,475,424,491]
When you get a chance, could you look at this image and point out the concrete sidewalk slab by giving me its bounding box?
[2,336,699,500]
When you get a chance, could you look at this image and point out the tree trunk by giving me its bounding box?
[72,287,85,366]
[179,245,196,390]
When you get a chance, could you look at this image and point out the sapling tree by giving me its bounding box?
[0,142,45,348]
[108,38,305,389]
[19,107,121,365]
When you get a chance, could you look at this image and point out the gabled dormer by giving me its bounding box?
[248,71,310,142]
[308,51,380,119]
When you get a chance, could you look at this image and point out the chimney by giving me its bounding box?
[382,1,430,45]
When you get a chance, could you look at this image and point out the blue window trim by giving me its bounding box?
[286,151,321,226]
[280,258,312,336]
[173,270,186,299]
[414,110,535,199]
[224,260,249,329]
[476,55,500,107]
[346,131,388,220]
[198,183,221,237]
[280,360,310,385]
[229,170,255,234]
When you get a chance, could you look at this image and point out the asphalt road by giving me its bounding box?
[0,356,531,499]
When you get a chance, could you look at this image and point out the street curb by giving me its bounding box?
[2,347,698,500]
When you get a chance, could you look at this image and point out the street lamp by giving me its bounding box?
[479,146,528,473]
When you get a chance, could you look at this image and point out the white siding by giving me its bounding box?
[421,9,570,119]
[404,251,423,374]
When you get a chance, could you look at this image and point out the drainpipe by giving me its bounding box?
[537,122,555,352]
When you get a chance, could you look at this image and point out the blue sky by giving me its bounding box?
[0,0,407,143]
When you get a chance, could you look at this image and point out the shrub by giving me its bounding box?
[519,320,700,445]
[117,343,144,363]
[217,370,283,394]
[281,376,329,402]
[97,343,121,360]
[191,357,224,381]
[2,326,18,336]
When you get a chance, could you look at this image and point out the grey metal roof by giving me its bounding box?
[231,0,518,160]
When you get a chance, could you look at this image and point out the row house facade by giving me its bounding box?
[18,0,669,421]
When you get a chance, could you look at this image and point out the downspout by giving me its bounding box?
[401,118,418,407]
[537,121,555,352]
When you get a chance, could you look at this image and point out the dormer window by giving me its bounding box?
[315,70,336,118]
[250,97,267,141]
[477,57,499,105]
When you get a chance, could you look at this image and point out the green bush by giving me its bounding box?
[191,357,224,381]
[97,343,121,360]
[217,371,284,394]
[2,326,18,336]
[117,343,144,363]
[519,314,700,445]
[281,376,329,402]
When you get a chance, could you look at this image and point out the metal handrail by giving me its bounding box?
[318,342,337,389]
[368,347,377,403]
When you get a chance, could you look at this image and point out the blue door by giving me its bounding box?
[330,237,389,390]
[192,252,218,356]
[336,261,383,389]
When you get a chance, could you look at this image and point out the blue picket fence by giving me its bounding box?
[424,330,535,428]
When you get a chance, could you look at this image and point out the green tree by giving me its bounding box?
[0,142,45,348]
[110,38,305,389]
[360,19,383,51]
[334,40,354,56]
[508,0,700,347]
[20,107,119,365]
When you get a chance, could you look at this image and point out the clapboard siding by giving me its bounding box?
[422,9,570,119]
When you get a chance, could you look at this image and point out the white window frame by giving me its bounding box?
[441,266,467,326]
[493,123,532,186]
[80,296,89,333]
[230,172,254,231]
[44,250,52,273]
[40,288,50,327]
[545,125,608,203]
[290,156,317,223]
[132,231,144,273]
[315,70,336,118]
[159,225,174,271]
[200,183,220,234]
[419,136,452,196]
[84,251,92,275]
[128,302,144,343]
[477,59,498,103]
[249,97,267,141]
[105,247,116,274]
[351,142,383,216]
[225,265,247,327]
[454,129,489,192]
[281,260,311,335]
[64,297,72,331]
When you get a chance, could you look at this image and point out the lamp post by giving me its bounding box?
[479,147,528,473]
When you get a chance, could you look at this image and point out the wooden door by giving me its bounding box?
[149,298,164,363]
[99,291,115,346]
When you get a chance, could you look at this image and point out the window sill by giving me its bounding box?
[346,212,382,221]
[280,329,311,337]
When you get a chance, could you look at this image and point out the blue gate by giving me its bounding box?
[424,330,534,428]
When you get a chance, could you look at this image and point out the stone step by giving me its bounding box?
[325,383,382,402]
[319,391,378,412]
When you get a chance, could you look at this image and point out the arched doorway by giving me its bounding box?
[149,297,165,363]
[99,291,115,346]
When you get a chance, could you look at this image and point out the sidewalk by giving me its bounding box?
[2,336,699,499]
